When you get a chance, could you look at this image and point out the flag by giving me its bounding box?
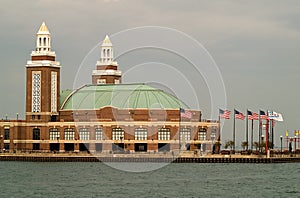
[286,130,288,137]
[267,110,284,122]
[234,109,245,120]
[180,108,192,119]
[259,110,269,120]
[247,110,258,120]
[219,109,231,119]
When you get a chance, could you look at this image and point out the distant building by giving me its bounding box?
[0,23,219,154]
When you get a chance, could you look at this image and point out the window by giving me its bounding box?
[97,79,106,84]
[211,128,217,141]
[32,71,41,112]
[198,128,207,141]
[112,128,124,140]
[33,128,40,140]
[64,128,75,140]
[135,128,147,140]
[49,128,60,140]
[158,128,170,140]
[95,127,103,140]
[180,128,191,141]
[4,129,9,140]
[79,128,90,140]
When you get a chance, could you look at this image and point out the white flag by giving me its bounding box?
[268,110,284,122]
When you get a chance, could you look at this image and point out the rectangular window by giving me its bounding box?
[180,128,191,141]
[112,128,124,140]
[64,128,75,140]
[135,128,147,140]
[33,128,40,140]
[4,129,9,140]
[97,79,106,84]
[32,71,41,112]
[51,71,57,113]
[158,128,170,140]
[95,128,103,140]
[198,128,207,141]
[49,128,60,140]
[79,128,90,140]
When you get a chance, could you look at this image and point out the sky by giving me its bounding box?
[0,0,300,148]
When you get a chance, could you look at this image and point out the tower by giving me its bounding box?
[92,35,122,84]
[26,22,61,122]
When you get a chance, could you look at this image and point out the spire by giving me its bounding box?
[37,22,50,35]
[34,22,52,53]
[102,35,112,46]
[99,35,114,64]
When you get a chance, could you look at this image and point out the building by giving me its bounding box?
[0,22,219,154]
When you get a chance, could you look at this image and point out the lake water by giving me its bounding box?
[0,162,299,197]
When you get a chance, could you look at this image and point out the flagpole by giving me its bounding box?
[179,108,181,152]
[246,109,249,150]
[233,109,236,151]
[271,120,274,149]
[251,119,254,151]
[218,111,221,142]
[258,110,261,152]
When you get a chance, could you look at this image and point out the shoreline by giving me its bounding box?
[0,153,299,163]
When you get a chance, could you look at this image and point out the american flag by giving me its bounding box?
[219,109,231,119]
[259,110,269,120]
[180,108,192,119]
[247,110,258,120]
[234,109,245,120]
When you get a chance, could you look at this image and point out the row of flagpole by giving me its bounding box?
[219,109,283,151]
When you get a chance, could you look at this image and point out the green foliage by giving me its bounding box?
[241,141,248,150]
[224,140,234,150]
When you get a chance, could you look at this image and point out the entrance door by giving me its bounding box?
[135,143,147,152]
[50,143,59,151]
[64,143,74,152]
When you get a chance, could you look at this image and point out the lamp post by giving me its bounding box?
[261,134,264,153]
[294,136,297,155]
[280,135,283,154]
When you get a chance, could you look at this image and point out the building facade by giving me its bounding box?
[0,23,219,154]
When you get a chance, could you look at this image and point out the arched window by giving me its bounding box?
[44,37,47,46]
[158,128,170,140]
[135,128,147,140]
[198,128,207,141]
[103,49,106,57]
[79,128,90,140]
[180,127,191,141]
[33,128,40,140]
[112,127,124,140]
[49,128,60,140]
[39,38,42,47]
[107,49,110,58]
[95,127,103,140]
[64,128,75,140]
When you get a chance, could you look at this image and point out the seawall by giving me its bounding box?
[0,155,300,163]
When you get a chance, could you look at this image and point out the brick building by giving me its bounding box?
[0,22,219,154]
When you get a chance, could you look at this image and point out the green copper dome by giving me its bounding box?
[60,84,189,110]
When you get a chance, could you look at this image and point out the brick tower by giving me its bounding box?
[25,22,61,122]
[92,35,122,84]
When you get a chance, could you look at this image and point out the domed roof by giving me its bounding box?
[60,84,189,110]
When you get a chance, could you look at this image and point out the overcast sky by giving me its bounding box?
[1,0,300,147]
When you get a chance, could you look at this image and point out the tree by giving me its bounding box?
[253,142,259,151]
[224,140,234,150]
[241,141,248,150]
